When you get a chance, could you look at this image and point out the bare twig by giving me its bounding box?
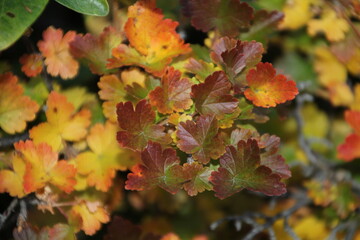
[293,94,330,172]
[211,193,310,240]
[0,132,29,149]
[0,199,18,230]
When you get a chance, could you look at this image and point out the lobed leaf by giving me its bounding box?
[70,26,123,75]
[76,122,140,191]
[38,26,79,79]
[244,62,298,108]
[19,53,43,77]
[182,0,254,37]
[182,162,213,196]
[14,140,76,194]
[29,91,91,151]
[176,115,225,164]
[117,100,171,151]
[0,73,39,134]
[191,71,238,118]
[149,67,193,114]
[210,139,286,199]
[125,141,185,194]
[107,1,191,77]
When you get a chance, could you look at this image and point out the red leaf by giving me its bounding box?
[191,71,238,118]
[70,26,123,75]
[125,142,185,194]
[244,62,298,108]
[345,110,360,135]
[210,139,286,199]
[176,115,225,164]
[182,162,213,196]
[337,134,360,162]
[149,67,193,114]
[117,100,171,151]
[182,0,254,37]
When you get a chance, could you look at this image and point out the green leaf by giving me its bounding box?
[0,0,48,50]
[54,0,109,16]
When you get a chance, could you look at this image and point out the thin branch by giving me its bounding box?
[211,193,310,239]
[294,94,330,172]
[0,199,18,230]
[0,132,29,149]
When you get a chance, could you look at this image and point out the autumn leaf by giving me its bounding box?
[209,37,263,89]
[107,1,191,77]
[69,201,110,236]
[0,154,26,197]
[244,62,298,108]
[149,67,193,114]
[279,0,315,30]
[229,129,291,178]
[182,0,254,37]
[210,139,286,199]
[125,141,185,194]
[176,115,225,164]
[14,140,76,194]
[182,162,213,196]
[29,91,91,151]
[38,26,79,79]
[338,110,360,161]
[314,47,347,86]
[76,122,140,191]
[19,53,43,77]
[184,58,219,82]
[337,134,360,161]
[191,71,238,117]
[308,8,349,42]
[0,72,39,134]
[70,26,123,75]
[345,110,360,135]
[117,100,171,151]
[350,84,360,111]
[98,74,129,122]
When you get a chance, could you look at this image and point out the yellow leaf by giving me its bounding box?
[308,8,349,42]
[327,82,354,107]
[69,201,110,236]
[346,48,360,75]
[314,47,347,86]
[280,0,315,30]
[350,84,360,111]
[30,91,91,151]
[0,155,26,197]
[0,73,39,134]
[75,122,140,191]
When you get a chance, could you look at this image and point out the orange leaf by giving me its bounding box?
[107,1,191,76]
[70,201,110,236]
[0,73,39,134]
[244,62,298,108]
[345,110,360,135]
[76,122,139,191]
[0,155,26,197]
[19,53,43,77]
[149,67,193,114]
[29,91,91,151]
[14,140,76,193]
[38,26,79,79]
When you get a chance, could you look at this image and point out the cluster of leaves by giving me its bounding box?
[1,0,360,239]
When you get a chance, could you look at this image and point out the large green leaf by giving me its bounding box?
[54,0,109,16]
[0,0,48,51]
